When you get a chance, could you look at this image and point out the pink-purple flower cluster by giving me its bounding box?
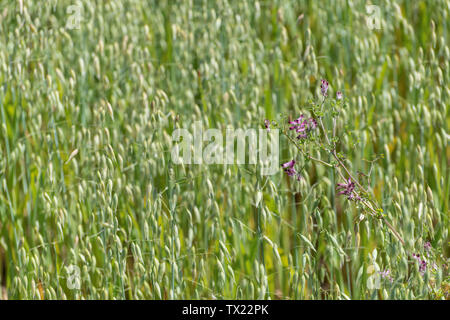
[288,115,317,139]
[412,242,437,275]
[320,79,329,97]
[336,178,361,201]
[281,160,302,181]
[412,253,428,274]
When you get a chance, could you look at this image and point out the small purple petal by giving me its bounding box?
[264,119,271,131]
[320,79,329,97]
[281,160,295,169]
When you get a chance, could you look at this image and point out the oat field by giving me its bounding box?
[0,0,449,300]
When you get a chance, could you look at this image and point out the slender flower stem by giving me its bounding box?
[282,130,333,168]
[332,117,336,139]
[308,155,334,168]
[332,150,368,193]
[381,217,405,245]
[318,117,369,193]
[317,115,405,245]
[280,92,405,246]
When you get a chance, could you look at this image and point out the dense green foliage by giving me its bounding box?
[0,0,448,299]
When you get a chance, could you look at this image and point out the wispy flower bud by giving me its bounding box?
[320,79,329,97]
[336,178,361,201]
[281,160,302,180]
[264,119,271,131]
[412,253,428,275]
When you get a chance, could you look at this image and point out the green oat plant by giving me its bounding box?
[0,0,449,300]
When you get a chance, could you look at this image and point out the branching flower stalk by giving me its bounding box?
[270,80,405,246]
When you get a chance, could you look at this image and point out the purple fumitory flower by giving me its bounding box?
[281,160,302,181]
[288,115,317,139]
[336,178,360,201]
[336,91,343,100]
[412,253,428,275]
[281,160,296,176]
[289,115,305,126]
[413,250,440,275]
[320,79,329,97]
[419,260,427,275]
[264,119,271,131]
